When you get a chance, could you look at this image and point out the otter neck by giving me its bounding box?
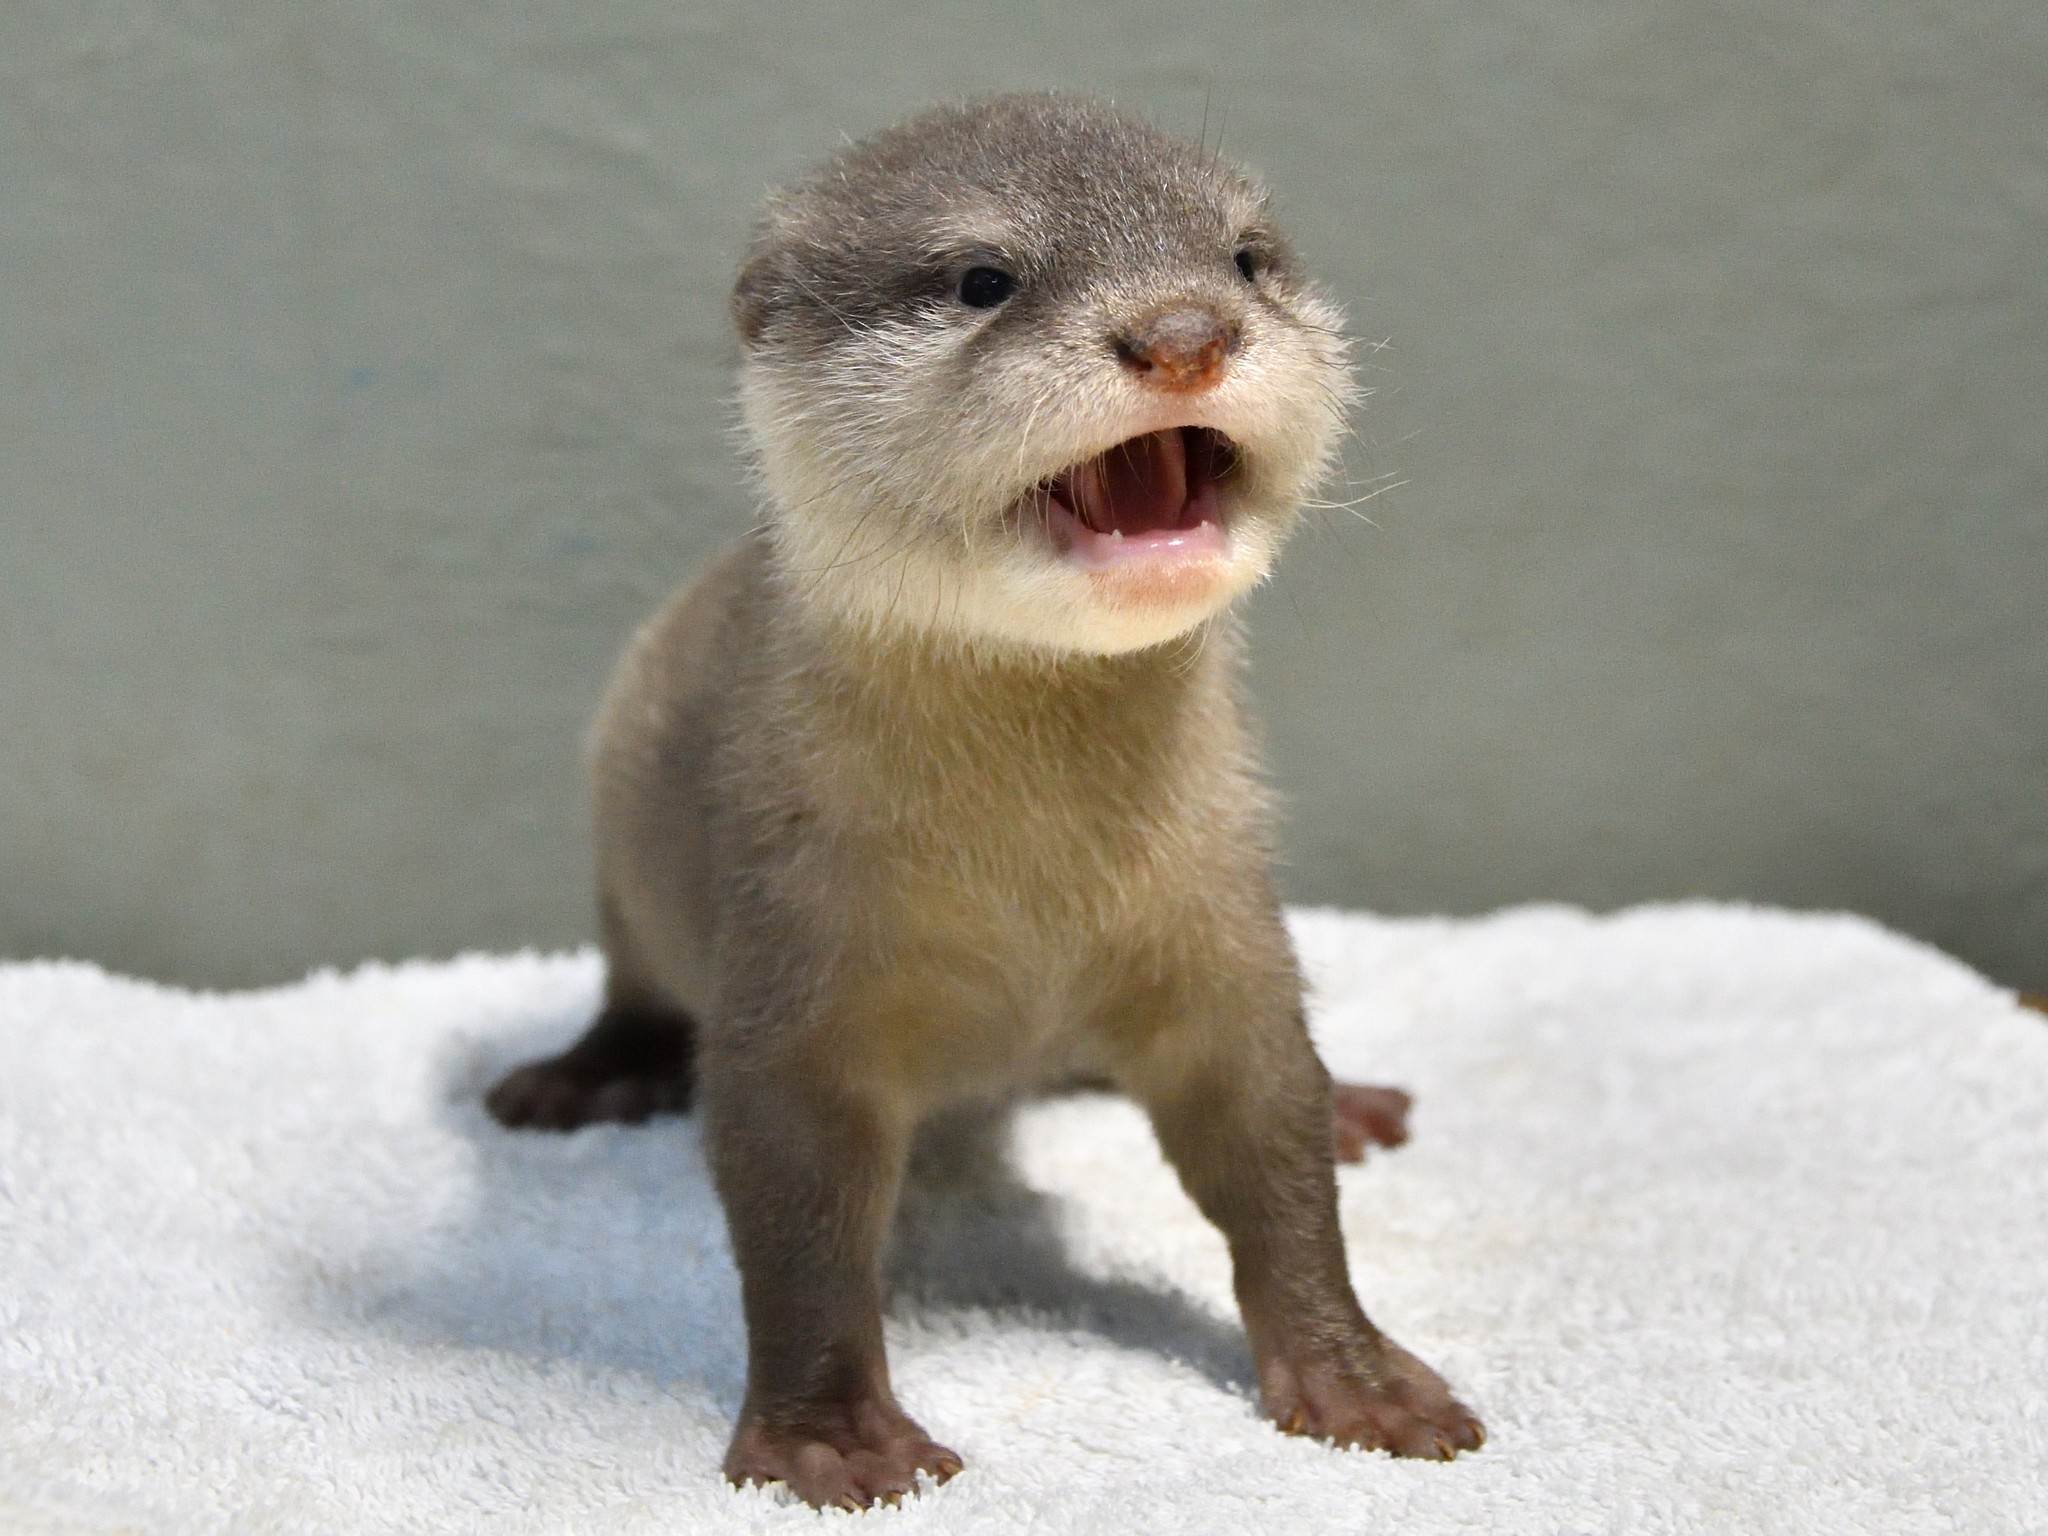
[792,593,1230,731]
[767,566,1244,830]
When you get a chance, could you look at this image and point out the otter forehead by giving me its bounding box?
[734,94,1279,345]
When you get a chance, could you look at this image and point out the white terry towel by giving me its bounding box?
[1,904,2043,1533]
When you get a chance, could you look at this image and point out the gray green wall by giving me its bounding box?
[4,2,2043,989]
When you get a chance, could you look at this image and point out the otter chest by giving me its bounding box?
[822,772,1207,1088]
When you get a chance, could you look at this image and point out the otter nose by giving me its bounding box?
[1113,303,1239,393]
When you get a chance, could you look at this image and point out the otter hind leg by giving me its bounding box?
[1051,1072,1414,1165]
[1330,1081,1413,1163]
[485,1001,698,1131]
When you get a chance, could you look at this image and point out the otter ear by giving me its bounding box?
[731,253,775,347]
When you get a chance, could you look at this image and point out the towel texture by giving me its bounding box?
[2,904,2043,1533]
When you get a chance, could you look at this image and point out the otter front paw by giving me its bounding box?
[1261,1337,1484,1460]
[725,1408,962,1511]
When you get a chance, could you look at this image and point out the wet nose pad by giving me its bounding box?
[1113,304,1240,393]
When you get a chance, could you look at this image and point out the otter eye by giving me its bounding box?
[1233,247,1261,284]
[957,266,1018,309]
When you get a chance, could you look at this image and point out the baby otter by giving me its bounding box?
[487,93,1483,1509]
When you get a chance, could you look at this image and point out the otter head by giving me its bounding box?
[734,93,1354,657]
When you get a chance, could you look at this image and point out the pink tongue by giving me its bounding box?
[1071,429,1189,535]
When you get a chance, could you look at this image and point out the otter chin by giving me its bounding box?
[483,92,1483,1513]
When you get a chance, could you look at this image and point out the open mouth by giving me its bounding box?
[1036,427,1239,567]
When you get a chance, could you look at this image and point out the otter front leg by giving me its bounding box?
[703,1063,961,1509]
[1127,1005,1484,1459]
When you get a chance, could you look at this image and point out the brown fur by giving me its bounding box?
[486,93,1481,1510]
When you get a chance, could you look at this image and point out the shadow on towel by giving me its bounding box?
[308,1012,1255,1412]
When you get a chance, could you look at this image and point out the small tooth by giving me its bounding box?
[1110,529,1123,540]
